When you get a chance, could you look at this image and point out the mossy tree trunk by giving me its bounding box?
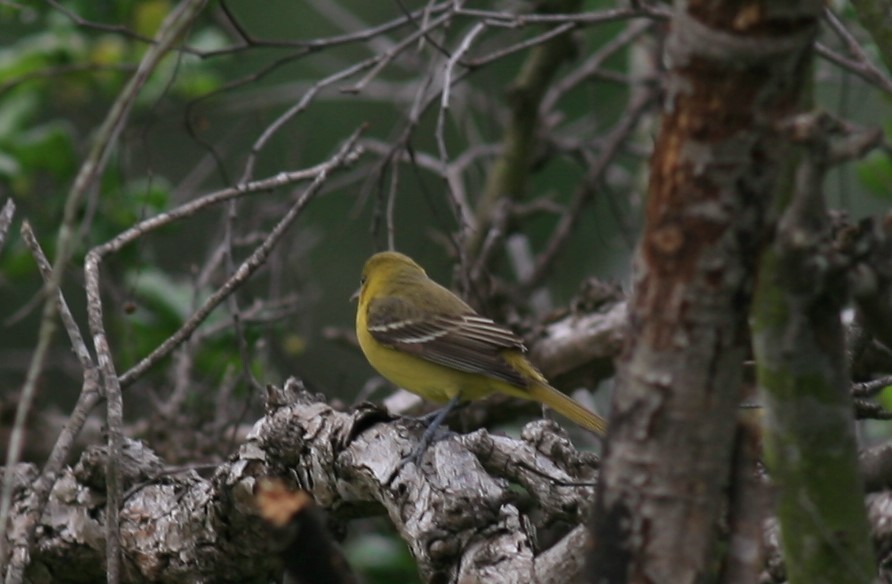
[590,2,826,582]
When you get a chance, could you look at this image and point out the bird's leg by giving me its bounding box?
[401,395,464,467]
[415,398,468,426]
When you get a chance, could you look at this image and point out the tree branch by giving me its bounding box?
[4,381,600,583]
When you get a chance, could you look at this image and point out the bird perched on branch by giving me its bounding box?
[353,251,606,461]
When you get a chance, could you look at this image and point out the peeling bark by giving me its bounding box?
[589,2,823,582]
[3,381,600,583]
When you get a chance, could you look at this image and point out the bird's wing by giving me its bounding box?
[366,295,529,387]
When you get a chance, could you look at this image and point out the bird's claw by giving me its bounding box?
[395,423,457,472]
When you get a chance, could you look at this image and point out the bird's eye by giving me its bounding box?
[360,275,367,285]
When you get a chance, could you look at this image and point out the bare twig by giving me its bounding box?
[847,0,892,73]
[238,11,451,185]
[818,9,892,96]
[0,63,136,99]
[463,22,576,69]
[440,22,486,114]
[20,224,94,370]
[434,21,487,252]
[46,0,178,51]
[209,0,450,55]
[852,375,892,398]
[541,19,654,112]
[306,0,398,56]
[0,199,15,253]
[223,197,263,394]
[462,0,589,276]
[454,5,667,27]
[339,10,453,95]
[393,0,452,58]
[385,158,400,250]
[524,85,657,289]
[2,223,103,583]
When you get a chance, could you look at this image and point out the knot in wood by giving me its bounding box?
[650,224,685,255]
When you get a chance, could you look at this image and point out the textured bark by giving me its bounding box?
[589,2,822,582]
[7,381,892,582]
[762,491,892,583]
[529,298,626,387]
[4,440,279,583]
[751,116,876,581]
[3,381,600,583]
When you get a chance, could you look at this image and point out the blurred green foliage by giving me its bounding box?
[345,526,421,584]
[857,149,892,200]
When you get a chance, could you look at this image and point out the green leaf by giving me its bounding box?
[876,385,892,410]
[10,121,77,179]
[346,532,419,583]
[0,92,38,139]
[856,151,892,199]
[133,0,171,38]
[123,177,171,212]
[127,269,204,327]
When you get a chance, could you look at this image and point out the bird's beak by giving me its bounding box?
[349,287,360,302]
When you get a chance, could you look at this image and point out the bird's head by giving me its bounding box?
[352,251,426,303]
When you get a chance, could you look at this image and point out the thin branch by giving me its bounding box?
[541,19,654,113]
[463,22,576,69]
[852,375,892,398]
[386,157,400,250]
[454,5,668,26]
[435,21,487,247]
[0,63,136,99]
[393,0,452,59]
[206,0,451,56]
[465,0,584,266]
[818,9,892,96]
[238,11,451,184]
[339,11,453,95]
[440,22,485,117]
[305,0,399,57]
[223,197,263,394]
[848,0,892,73]
[45,0,205,56]
[524,85,657,289]
[0,199,15,253]
[3,223,102,584]
[20,224,93,370]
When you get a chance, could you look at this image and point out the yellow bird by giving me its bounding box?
[353,251,606,454]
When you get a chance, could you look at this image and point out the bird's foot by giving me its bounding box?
[413,401,468,427]
[396,397,465,470]
[397,419,454,469]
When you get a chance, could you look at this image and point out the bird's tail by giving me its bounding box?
[527,382,607,437]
